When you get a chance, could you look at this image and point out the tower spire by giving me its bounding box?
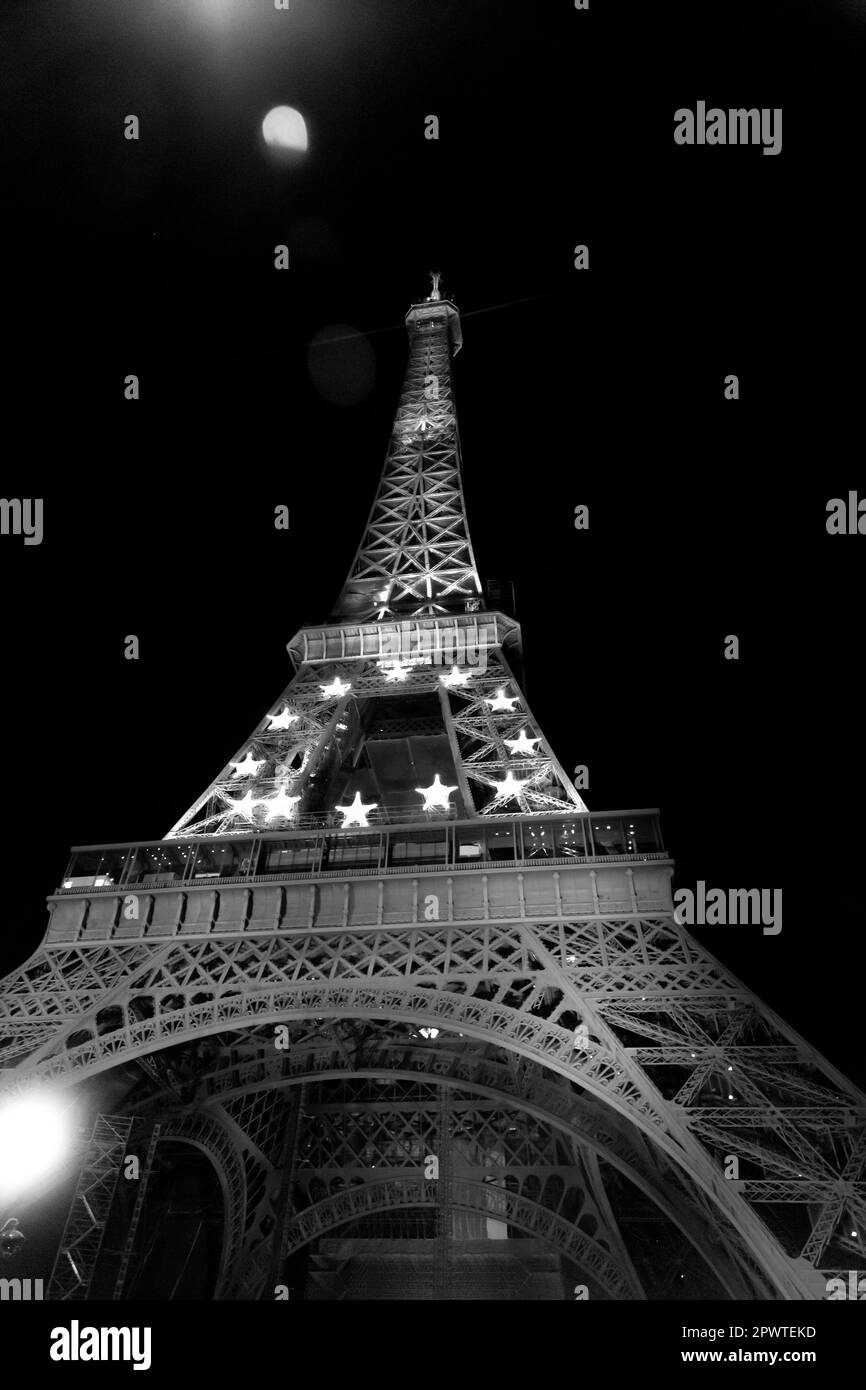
[332,277,473,623]
[162,282,587,839]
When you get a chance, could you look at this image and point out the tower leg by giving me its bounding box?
[48,1114,133,1301]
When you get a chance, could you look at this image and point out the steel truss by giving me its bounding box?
[4,905,863,1297]
[180,1024,759,1297]
[48,1114,132,1300]
[334,298,481,622]
[163,640,587,840]
[1,284,863,1301]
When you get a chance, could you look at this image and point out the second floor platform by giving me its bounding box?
[59,810,666,895]
[42,811,673,945]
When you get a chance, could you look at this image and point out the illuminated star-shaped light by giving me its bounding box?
[266,706,298,731]
[260,785,301,822]
[224,790,260,820]
[416,773,458,812]
[379,660,411,683]
[230,751,266,779]
[335,791,378,828]
[321,676,351,699]
[485,688,518,712]
[490,771,526,801]
[440,666,471,688]
[504,729,541,756]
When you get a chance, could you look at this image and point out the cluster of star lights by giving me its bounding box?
[336,774,458,828]
[223,703,304,823]
[221,672,546,830]
[480,686,545,806]
[225,785,301,823]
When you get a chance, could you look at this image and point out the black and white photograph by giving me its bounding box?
[1,0,864,1360]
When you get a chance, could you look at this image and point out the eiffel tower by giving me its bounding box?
[1,278,863,1302]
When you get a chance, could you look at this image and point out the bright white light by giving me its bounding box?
[321,677,351,699]
[230,751,265,779]
[504,729,540,756]
[266,706,298,731]
[336,791,377,828]
[224,789,259,821]
[260,786,301,822]
[416,774,457,812]
[262,106,308,152]
[379,661,411,683]
[0,1094,72,1200]
[485,689,518,712]
[491,771,526,800]
[440,666,471,688]
[419,1028,440,1040]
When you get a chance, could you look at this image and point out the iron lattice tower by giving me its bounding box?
[1,281,864,1300]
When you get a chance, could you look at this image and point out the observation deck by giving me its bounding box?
[45,810,672,946]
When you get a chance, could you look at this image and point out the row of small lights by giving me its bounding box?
[72,811,639,880]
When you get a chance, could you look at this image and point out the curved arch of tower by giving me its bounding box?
[1,281,863,1300]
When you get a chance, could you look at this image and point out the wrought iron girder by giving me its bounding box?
[297,1103,574,1174]
[334,314,482,620]
[48,1115,133,1300]
[165,1031,757,1295]
[280,1174,643,1299]
[3,891,864,1301]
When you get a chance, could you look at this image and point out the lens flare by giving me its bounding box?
[0,1093,72,1199]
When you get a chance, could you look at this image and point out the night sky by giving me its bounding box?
[1,0,864,1088]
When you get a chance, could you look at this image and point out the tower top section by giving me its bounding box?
[404,273,463,355]
[333,278,478,622]
[163,282,588,841]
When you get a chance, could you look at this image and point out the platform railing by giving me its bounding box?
[57,810,667,895]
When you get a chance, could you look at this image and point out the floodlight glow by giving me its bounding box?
[266,706,298,731]
[0,1093,72,1200]
[260,786,301,822]
[321,677,351,699]
[485,689,518,712]
[416,774,457,812]
[379,661,411,683]
[504,729,540,756]
[336,791,377,828]
[491,771,526,800]
[262,106,308,152]
[440,666,471,688]
[230,752,265,779]
[224,789,259,820]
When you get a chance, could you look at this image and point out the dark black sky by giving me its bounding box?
[1,0,865,1084]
